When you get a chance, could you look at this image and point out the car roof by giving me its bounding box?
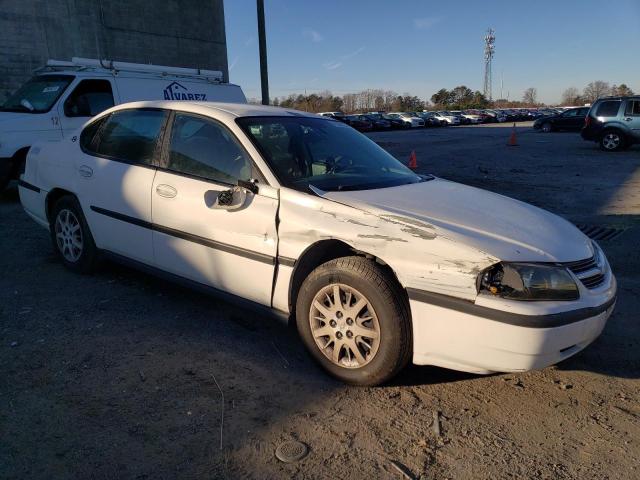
[102,100,320,122]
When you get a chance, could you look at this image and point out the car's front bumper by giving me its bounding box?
[408,274,617,374]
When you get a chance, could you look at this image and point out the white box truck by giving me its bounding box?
[0,57,246,189]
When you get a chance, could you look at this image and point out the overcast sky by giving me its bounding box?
[224,0,640,104]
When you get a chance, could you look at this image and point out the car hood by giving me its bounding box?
[324,178,592,263]
[0,111,47,132]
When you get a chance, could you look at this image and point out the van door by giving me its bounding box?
[57,79,116,138]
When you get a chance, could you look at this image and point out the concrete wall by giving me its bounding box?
[0,0,228,99]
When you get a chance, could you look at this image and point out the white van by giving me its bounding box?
[0,57,246,189]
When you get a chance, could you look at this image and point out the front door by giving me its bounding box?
[75,108,167,265]
[151,112,278,306]
[58,79,116,138]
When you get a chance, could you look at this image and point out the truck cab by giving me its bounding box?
[0,57,246,190]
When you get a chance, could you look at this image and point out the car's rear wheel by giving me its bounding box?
[50,195,98,273]
[541,122,552,133]
[296,256,411,386]
[600,130,625,151]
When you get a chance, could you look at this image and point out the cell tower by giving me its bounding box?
[483,28,495,101]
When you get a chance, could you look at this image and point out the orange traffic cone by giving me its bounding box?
[507,122,518,146]
[408,150,417,169]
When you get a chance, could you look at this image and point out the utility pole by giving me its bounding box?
[483,28,495,101]
[257,0,269,105]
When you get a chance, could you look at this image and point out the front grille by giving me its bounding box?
[563,256,606,289]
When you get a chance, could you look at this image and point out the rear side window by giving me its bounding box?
[88,109,167,165]
[64,80,114,117]
[595,101,621,117]
[164,113,252,184]
[625,100,640,116]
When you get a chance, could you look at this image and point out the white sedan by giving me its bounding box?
[386,112,425,128]
[19,101,616,386]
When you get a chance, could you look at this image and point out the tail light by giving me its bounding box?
[584,116,591,127]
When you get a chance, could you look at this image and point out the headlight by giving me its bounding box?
[478,263,579,301]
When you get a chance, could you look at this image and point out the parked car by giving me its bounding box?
[319,111,345,119]
[436,111,461,125]
[19,101,616,385]
[533,107,590,133]
[483,109,506,122]
[386,112,425,128]
[459,111,483,124]
[360,114,392,131]
[379,113,411,130]
[343,115,373,132]
[581,96,640,151]
[450,111,472,125]
[0,57,245,191]
[414,111,442,127]
[429,112,450,126]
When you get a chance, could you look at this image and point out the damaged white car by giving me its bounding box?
[19,101,617,385]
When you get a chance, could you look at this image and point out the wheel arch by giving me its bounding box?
[45,188,78,223]
[287,239,408,320]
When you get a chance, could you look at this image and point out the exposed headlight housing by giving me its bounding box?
[478,263,579,301]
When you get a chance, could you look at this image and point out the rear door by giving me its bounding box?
[76,108,167,264]
[151,112,278,306]
[58,78,116,138]
[624,99,640,139]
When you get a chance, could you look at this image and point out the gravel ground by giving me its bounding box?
[1,123,639,479]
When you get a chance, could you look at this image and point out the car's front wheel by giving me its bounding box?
[50,195,98,273]
[296,256,411,386]
[600,130,626,152]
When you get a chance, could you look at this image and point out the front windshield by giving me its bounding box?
[1,75,74,113]
[237,116,425,192]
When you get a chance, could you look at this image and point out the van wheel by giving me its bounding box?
[295,256,411,386]
[50,195,98,273]
[600,130,625,151]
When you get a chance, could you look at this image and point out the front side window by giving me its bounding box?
[64,80,114,117]
[595,100,621,117]
[0,75,74,113]
[563,109,578,117]
[93,109,167,165]
[165,113,252,184]
[238,116,424,192]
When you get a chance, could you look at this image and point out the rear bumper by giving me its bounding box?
[409,278,616,374]
[581,125,601,141]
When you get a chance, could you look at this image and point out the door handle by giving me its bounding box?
[624,117,633,122]
[156,184,177,198]
[78,165,93,178]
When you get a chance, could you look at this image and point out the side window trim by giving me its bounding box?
[155,110,268,187]
[79,108,168,168]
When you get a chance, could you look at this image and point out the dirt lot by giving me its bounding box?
[1,124,639,479]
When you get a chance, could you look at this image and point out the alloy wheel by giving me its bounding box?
[602,133,621,150]
[54,209,83,262]
[309,283,381,368]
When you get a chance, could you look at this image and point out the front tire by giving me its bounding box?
[296,257,412,386]
[600,130,625,152]
[50,195,98,273]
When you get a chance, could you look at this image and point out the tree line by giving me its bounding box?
[249,81,635,113]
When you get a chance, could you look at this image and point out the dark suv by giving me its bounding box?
[581,96,640,151]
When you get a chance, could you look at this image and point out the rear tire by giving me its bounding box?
[49,195,99,273]
[295,256,412,386]
[600,130,626,152]
[541,122,552,133]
